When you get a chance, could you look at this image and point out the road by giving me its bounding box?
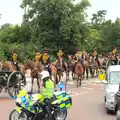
[0,78,116,120]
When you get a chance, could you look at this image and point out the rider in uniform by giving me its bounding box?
[57,48,66,71]
[112,47,117,56]
[73,48,83,72]
[93,49,98,58]
[41,49,51,76]
[34,50,42,64]
[11,50,20,71]
[93,49,101,68]
[39,70,54,120]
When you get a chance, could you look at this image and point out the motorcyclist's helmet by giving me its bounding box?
[40,70,50,80]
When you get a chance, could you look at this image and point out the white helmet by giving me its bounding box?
[40,70,50,80]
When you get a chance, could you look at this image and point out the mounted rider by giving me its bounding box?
[41,49,51,76]
[93,49,101,68]
[34,49,42,64]
[112,46,117,56]
[93,48,98,58]
[73,48,83,72]
[73,48,82,62]
[56,48,66,71]
[11,50,20,71]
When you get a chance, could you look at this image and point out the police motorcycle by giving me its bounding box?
[9,88,72,120]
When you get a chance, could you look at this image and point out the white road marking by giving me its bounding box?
[71,91,88,97]
[81,87,93,90]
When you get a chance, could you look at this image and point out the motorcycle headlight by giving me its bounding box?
[109,92,115,99]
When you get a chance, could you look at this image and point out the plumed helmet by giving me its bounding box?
[40,70,50,80]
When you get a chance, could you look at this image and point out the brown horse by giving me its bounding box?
[82,54,89,79]
[67,55,75,80]
[74,60,84,87]
[1,61,25,73]
[24,59,43,93]
[89,57,99,77]
[56,58,68,82]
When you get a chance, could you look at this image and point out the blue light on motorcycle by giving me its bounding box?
[21,96,26,103]
[59,82,64,91]
[13,96,17,99]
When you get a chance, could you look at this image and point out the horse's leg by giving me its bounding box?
[36,78,40,93]
[72,71,74,79]
[31,78,34,94]
[90,68,94,78]
[83,67,85,78]
[68,71,69,81]
[66,71,69,81]
[77,76,79,88]
[79,76,81,86]
[86,68,88,79]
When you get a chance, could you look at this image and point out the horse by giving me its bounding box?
[24,59,43,93]
[56,58,68,82]
[74,59,84,87]
[67,55,75,80]
[0,60,25,73]
[82,54,89,79]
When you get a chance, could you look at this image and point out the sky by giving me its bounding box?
[0,0,120,25]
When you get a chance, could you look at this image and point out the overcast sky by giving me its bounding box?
[0,0,120,25]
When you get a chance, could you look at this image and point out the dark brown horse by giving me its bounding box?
[56,57,68,82]
[24,59,43,93]
[67,55,75,80]
[89,57,99,77]
[82,53,89,79]
[74,59,84,87]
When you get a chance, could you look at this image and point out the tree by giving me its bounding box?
[21,0,90,54]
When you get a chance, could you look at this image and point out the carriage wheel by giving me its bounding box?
[7,71,26,98]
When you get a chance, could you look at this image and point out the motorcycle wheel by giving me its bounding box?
[53,109,67,120]
[9,109,28,120]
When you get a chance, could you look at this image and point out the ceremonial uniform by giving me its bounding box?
[112,48,117,55]
[41,50,51,76]
[34,50,42,64]
[57,49,66,71]
[73,49,83,72]
[11,51,20,71]
[93,50,98,58]
[74,51,82,61]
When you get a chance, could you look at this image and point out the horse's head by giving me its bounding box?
[76,60,82,67]
[24,59,34,70]
[0,61,10,71]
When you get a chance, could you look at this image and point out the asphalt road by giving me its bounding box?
[0,81,116,120]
